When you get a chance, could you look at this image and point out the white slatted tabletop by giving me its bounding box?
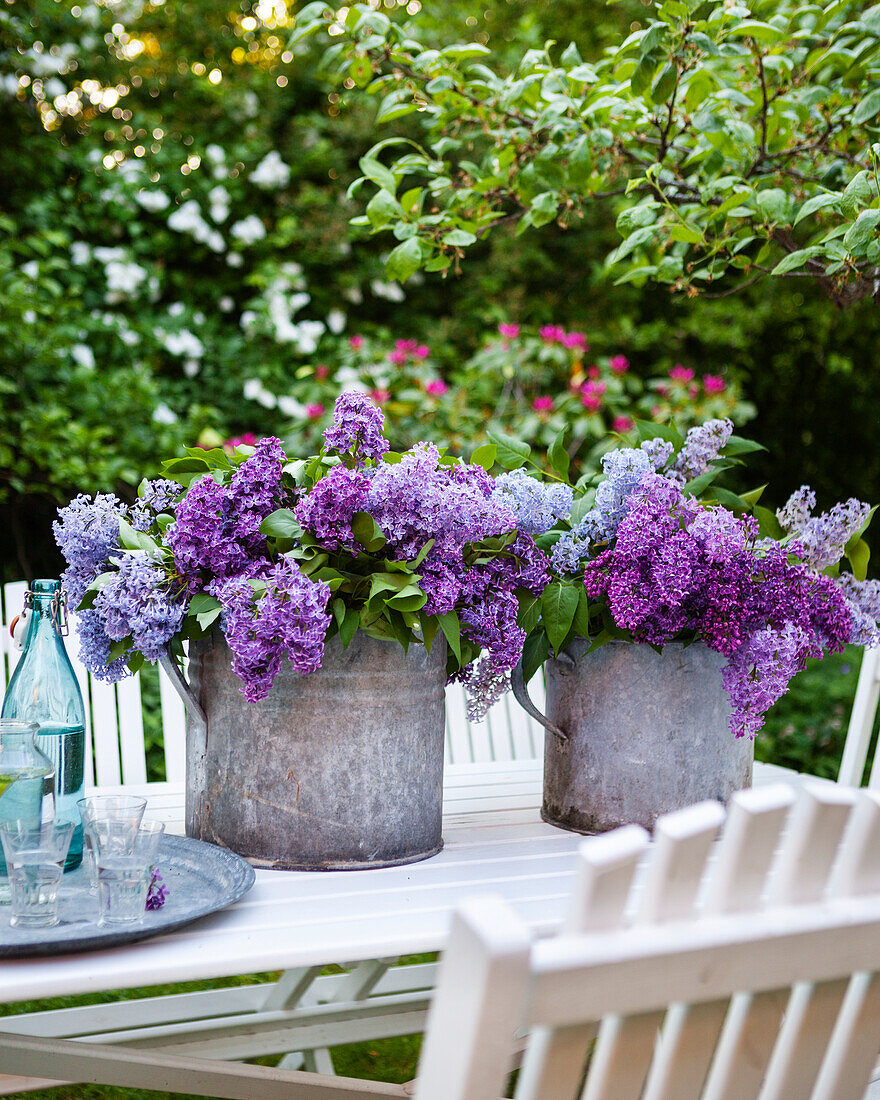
[0,759,822,1008]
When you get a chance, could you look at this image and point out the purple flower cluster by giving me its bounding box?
[74,608,131,682]
[94,551,186,664]
[777,486,871,570]
[53,492,127,607]
[167,438,285,592]
[131,479,182,530]
[210,556,331,702]
[146,868,168,910]
[323,390,389,464]
[295,464,370,551]
[835,574,880,647]
[492,470,573,536]
[673,418,733,483]
[582,473,854,738]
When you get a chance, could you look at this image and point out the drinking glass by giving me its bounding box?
[0,820,74,927]
[77,795,147,893]
[97,821,165,925]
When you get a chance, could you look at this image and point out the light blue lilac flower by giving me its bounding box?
[323,391,389,464]
[131,479,182,529]
[209,556,331,703]
[640,438,674,471]
[777,488,871,570]
[94,551,186,663]
[594,448,653,537]
[74,608,130,682]
[54,492,127,608]
[834,574,880,647]
[491,469,573,536]
[550,512,607,575]
[673,418,733,482]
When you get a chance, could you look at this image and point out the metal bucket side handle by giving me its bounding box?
[159,648,207,731]
[511,660,568,742]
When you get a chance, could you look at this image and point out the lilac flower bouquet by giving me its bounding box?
[54,393,549,718]
[503,418,880,739]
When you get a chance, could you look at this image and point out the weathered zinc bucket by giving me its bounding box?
[512,639,753,833]
[161,632,447,870]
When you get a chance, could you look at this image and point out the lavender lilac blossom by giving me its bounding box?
[94,551,186,664]
[673,418,733,483]
[323,390,389,464]
[777,486,871,570]
[131,479,182,530]
[53,492,127,607]
[146,868,168,910]
[491,470,573,536]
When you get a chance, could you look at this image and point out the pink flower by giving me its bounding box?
[587,365,600,380]
[225,432,258,449]
[349,335,364,351]
[539,324,566,343]
[414,344,430,360]
[613,415,634,433]
[581,394,602,412]
[609,354,629,374]
[388,349,408,366]
[703,374,726,394]
[306,403,325,420]
[394,338,419,353]
[562,331,588,351]
[498,323,520,339]
[582,380,607,398]
[425,379,448,397]
[532,395,554,413]
[688,383,699,399]
[315,364,329,380]
[669,364,694,383]
[370,388,390,404]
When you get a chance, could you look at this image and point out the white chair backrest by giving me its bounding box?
[415,783,880,1100]
[0,582,186,787]
[839,645,880,787]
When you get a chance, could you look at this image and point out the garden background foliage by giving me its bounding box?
[2,0,879,591]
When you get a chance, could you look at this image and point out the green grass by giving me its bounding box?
[5,650,877,1098]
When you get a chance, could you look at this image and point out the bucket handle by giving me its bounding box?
[511,660,568,742]
[159,648,207,731]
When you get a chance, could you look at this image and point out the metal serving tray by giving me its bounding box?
[0,833,255,958]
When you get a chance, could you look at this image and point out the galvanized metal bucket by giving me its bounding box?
[512,639,753,833]
[161,632,447,870]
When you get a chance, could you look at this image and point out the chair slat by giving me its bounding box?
[117,676,147,785]
[582,802,725,1100]
[841,646,880,787]
[89,678,122,787]
[642,785,797,1100]
[444,684,471,766]
[702,785,857,1100]
[811,971,880,1100]
[157,664,187,783]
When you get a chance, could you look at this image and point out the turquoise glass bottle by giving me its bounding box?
[0,720,55,877]
[2,580,86,871]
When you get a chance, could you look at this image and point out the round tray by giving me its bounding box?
[0,833,255,958]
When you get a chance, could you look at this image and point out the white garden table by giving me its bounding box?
[0,759,826,1097]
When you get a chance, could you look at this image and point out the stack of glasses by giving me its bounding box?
[78,796,164,925]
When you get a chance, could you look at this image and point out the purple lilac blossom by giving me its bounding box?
[834,575,880,647]
[594,448,653,537]
[294,465,371,552]
[210,556,331,702]
[780,494,871,571]
[777,486,816,534]
[94,551,186,663]
[491,469,573,536]
[582,472,853,738]
[640,438,675,471]
[167,438,285,592]
[323,391,389,464]
[366,445,516,560]
[673,418,733,482]
[146,868,168,910]
[550,512,607,575]
[53,492,127,608]
[74,608,130,682]
[131,479,182,530]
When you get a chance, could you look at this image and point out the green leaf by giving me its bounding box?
[386,586,428,611]
[541,583,580,653]
[754,505,785,539]
[117,516,159,554]
[635,419,685,448]
[521,631,551,684]
[440,42,492,60]
[845,537,871,581]
[529,191,560,227]
[854,88,880,125]
[756,188,789,224]
[684,468,722,497]
[351,511,388,552]
[410,538,436,568]
[572,586,592,638]
[107,637,132,662]
[548,429,570,481]
[358,155,396,195]
[739,484,767,507]
[569,493,594,526]
[437,611,462,663]
[843,209,880,251]
[470,443,497,471]
[771,248,822,275]
[418,612,439,653]
[793,192,841,226]
[385,238,423,282]
[487,430,531,469]
[517,592,542,635]
[721,435,766,456]
[259,509,303,540]
[442,229,478,246]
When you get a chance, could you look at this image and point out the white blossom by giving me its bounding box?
[44,77,65,99]
[335,366,369,392]
[327,308,346,334]
[104,260,148,301]
[118,326,140,347]
[23,310,36,324]
[164,330,204,358]
[295,320,326,354]
[227,252,244,268]
[240,310,257,330]
[21,261,39,280]
[243,379,277,408]
[135,189,170,212]
[167,302,185,317]
[70,242,91,265]
[230,215,266,245]
[250,150,291,189]
[152,403,178,424]
[70,344,95,369]
[93,246,126,264]
[277,395,307,418]
[0,75,19,97]
[183,359,201,377]
[343,285,364,304]
[168,200,206,235]
[219,296,235,312]
[370,279,406,302]
[205,144,226,164]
